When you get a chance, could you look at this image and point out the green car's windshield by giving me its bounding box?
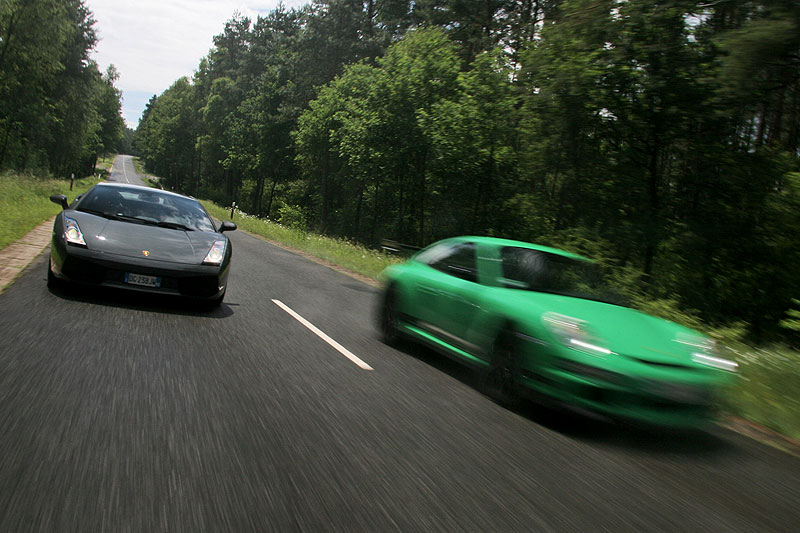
[500,246,628,306]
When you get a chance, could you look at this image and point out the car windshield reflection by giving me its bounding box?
[76,186,216,232]
[500,247,628,306]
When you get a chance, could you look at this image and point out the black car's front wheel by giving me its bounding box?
[206,289,226,309]
[483,327,521,407]
[46,260,62,291]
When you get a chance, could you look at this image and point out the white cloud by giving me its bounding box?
[86,0,307,126]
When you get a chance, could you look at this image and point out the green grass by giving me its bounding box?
[132,157,145,175]
[202,201,400,281]
[131,157,161,188]
[95,154,115,172]
[0,172,101,249]
[717,340,800,441]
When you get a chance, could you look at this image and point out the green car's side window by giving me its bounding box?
[501,246,574,291]
[427,242,478,283]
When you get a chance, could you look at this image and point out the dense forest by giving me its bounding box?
[0,0,124,177]
[133,0,797,339]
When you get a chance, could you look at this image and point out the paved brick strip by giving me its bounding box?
[0,217,54,292]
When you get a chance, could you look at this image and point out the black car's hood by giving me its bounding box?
[68,211,223,264]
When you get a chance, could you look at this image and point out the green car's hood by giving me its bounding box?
[513,291,697,364]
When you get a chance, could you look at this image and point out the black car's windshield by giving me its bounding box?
[76,186,215,232]
[500,246,628,306]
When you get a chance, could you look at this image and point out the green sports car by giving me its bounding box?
[378,236,738,427]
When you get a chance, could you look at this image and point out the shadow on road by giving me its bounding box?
[393,339,734,458]
[47,280,235,318]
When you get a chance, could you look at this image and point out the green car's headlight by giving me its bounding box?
[64,217,86,247]
[542,312,613,357]
[675,333,738,372]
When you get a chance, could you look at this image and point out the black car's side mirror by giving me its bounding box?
[219,221,237,233]
[50,194,68,210]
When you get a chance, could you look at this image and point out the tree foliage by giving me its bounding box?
[0,0,124,176]
[134,0,800,339]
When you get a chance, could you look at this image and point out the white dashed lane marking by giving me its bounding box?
[272,299,374,371]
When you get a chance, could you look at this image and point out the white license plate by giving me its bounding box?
[124,272,161,288]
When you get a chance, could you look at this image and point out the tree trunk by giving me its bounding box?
[321,151,330,231]
[354,181,364,238]
[370,180,380,243]
[0,5,23,72]
[265,173,278,218]
[416,149,427,245]
[0,121,12,169]
[643,142,661,279]
[255,174,265,214]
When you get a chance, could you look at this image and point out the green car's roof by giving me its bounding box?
[443,236,591,262]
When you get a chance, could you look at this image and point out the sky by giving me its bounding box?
[86,0,307,128]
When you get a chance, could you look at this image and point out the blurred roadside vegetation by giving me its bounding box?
[202,201,398,280]
[0,172,101,249]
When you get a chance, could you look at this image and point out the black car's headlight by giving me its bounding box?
[64,217,87,247]
[203,240,226,265]
[542,312,613,357]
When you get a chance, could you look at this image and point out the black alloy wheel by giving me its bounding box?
[46,261,61,291]
[207,289,225,309]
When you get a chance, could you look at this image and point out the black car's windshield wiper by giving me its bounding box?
[115,214,194,231]
[77,208,122,220]
[154,220,194,231]
[113,214,154,225]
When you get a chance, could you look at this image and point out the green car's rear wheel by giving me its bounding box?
[483,327,521,407]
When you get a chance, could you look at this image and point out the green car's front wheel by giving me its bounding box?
[483,327,521,407]
[379,287,401,346]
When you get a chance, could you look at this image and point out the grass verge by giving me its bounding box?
[0,172,102,250]
[95,154,115,173]
[717,340,800,441]
[131,157,161,188]
[202,202,399,281]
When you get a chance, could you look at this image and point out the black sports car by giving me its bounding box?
[48,182,236,306]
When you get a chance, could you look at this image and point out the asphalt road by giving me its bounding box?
[1,158,799,531]
[106,154,147,187]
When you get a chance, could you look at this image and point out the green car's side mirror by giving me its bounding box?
[50,194,68,210]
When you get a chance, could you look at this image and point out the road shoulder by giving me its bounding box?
[0,217,53,293]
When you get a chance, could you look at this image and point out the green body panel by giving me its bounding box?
[380,236,737,427]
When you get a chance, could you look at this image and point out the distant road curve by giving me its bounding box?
[106,154,147,187]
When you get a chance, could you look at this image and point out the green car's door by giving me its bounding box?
[413,241,485,357]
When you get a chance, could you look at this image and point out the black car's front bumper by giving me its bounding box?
[50,239,229,300]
